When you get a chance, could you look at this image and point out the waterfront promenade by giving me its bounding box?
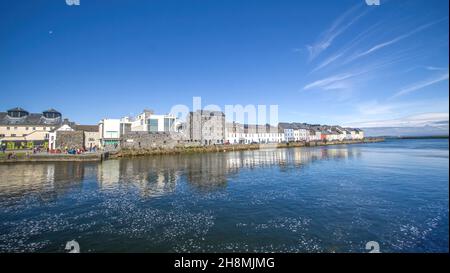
[0,138,384,163]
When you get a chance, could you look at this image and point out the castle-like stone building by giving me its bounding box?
[185,110,226,145]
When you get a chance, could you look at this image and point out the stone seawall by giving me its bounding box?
[112,138,384,158]
[120,131,193,150]
[0,153,104,163]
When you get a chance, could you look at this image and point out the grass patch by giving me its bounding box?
[0,152,28,159]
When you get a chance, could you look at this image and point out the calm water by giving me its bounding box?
[0,139,448,253]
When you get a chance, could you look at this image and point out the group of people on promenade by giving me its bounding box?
[0,142,101,161]
[51,145,99,155]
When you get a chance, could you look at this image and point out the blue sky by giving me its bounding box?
[0,0,448,127]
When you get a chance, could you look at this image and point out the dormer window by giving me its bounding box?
[42,109,61,119]
[7,107,29,118]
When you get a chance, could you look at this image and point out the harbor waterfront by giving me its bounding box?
[0,137,384,163]
[1,106,367,159]
[0,138,448,253]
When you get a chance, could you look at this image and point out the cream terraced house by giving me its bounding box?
[0,107,63,149]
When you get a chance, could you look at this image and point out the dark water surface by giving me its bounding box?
[0,139,448,252]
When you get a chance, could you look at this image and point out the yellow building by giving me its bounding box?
[0,107,63,150]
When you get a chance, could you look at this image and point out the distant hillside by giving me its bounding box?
[363,123,449,137]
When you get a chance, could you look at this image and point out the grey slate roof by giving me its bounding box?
[7,107,28,112]
[0,111,62,126]
[278,122,363,134]
[43,108,60,113]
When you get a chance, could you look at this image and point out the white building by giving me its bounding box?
[131,109,177,133]
[257,131,284,144]
[225,122,244,144]
[332,127,347,141]
[307,129,322,141]
[99,118,131,147]
[344,128,354,140]
[324,129,340,141]
[283,128,295,142]
[354,129,364,140]
[344,128,364,140]
[48,124,74,150]
[293,128,309,141]
[98,110,179,148]
[279,123,310,142]
[225,123,283,144]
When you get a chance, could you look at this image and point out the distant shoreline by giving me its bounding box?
[385,135,449,140]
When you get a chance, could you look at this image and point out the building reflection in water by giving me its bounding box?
[97,160,120,189]
[0,146,361,200]
[184,153,231,192]
[225,146,358,170]
[96,146,360,194]
[105,157,180,198]
[0,162,86,201]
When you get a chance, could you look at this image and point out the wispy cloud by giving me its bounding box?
[356,101,401,116]
[306,5,366,60]
[425,66,448,71]
[303,73,356,90]
[347,18,447,63]
[311,21,385,73]
[311,53,344,73]
[391,72,449,99]
[340,97,449,126]
[304,56,409,92]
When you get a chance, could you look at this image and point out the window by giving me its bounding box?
[120,123,131,134]
[11,134,16,137]
[23,134,26,137]
[148,119,158,132]
[6,127,10,130]
[164,117,173,132]
[25,127,29,130]
[106,131,119,138]
[32,127,36,130]
[0,134,4,137]
[104,139,119,145]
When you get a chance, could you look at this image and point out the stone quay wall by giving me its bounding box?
[55,131,84,149]
[120,131,197,150]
